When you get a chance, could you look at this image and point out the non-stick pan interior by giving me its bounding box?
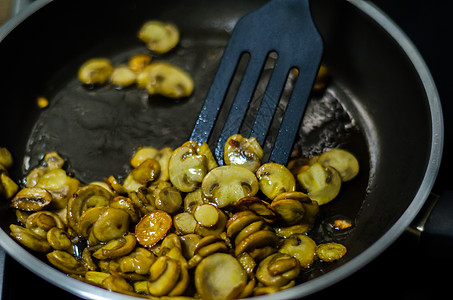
[0,0,440,298]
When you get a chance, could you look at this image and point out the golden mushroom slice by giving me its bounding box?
[0,172,19,199]
[201,165,259,208]
[128,53,152,73]
[236,196,278,223]
[0,147,13,169]
[255,253,300,287]
[93,233,136,259]
[139,62,194,98]
[138,20,180,54]
[131,158,161,185]
[102,274,134,293]
[11,187,52,212]
[25,211,65,238]
[173,212,197,235]
[46,227,73,251]
[35,168,80,209]
[78,58,113,85]
[43,151,65,170]
[67,185,113,231]
[279,234,317,268]
[109,196,140,223]
[270,199,305,226]
[46,250,86,275]
[169,143,208,193]
[10,224,51,253]
[224,134,264,172]
[297,163,342,205]
[135,210,172,248]
[195,253,247,300]
[256,162,296,200]
[154,186,182,214]
[91,207,130,242]
[316,242,347,262]
[193,203,219,228]
[318,149,359,182]
[119,247,156,275]
[148,256,181,296]
[110,65,136,88]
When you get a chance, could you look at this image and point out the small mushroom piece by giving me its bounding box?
[202,165,259,208]
[236,196,278,223]
[119,247,156,275]
[138,20,180,54]
[131,158,161,185]
[35,168,80,209]
[297,163,342,205]
[183,188,204,213]
[92,207,130,242]
[43,152,65,170]
[173,212,197,234]
[46,250,86,275]
[224,134,264,172]
[85,271,110,286]
[195,253,247,300]
[78,58,113,85]
[316,242,347,262]
[235,230,279,257]
[255,253,300,287]
[11,187,52,211]
[154,186,182,214]
[135,210,172,248]
[312,64,330,92]
[180,233,202,259]
[102,274,134,293]
[196,142,218,171]
[193,204,219,228]
[194,208,227,238]
[26,211,65,238]
[270,199,305,226]
[279,234,317,268]
[93,233,136,259]
[10,224,51,252]
[129,187,156,216]
[139,63,194,98]
[46,227,73,251]
[226,210,262,241]
[110,65,137,88]
[317,149,359,182]
[67,185,113,231]
[0,172,18,199]
[169,143,208,193]
[148,256,181,296]
[256,163,296,200]
[130,147,159,168]
[128,53,152,73]
[109,196,140,223]
[0,147,13,169]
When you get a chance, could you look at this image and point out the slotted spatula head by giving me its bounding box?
[190,0,323,165]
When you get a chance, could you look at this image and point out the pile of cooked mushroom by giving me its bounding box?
[6,134,358,299]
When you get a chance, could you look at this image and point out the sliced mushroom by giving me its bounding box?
[93,233,136,259]
[138,62,194,98]
[188,236,229,268]
[11,187,52,211]
[317,149,359,182]
[297,163,342,205]
[173,212,197,235]
[183,188,204,213]
[67,185,113,231]
[270,199,305,226]
[224,134,263,172]
[43,151,65,170]
[131,158,161,185]
[129,186,156,216]
[236,196,278,223]
[78,58,113,85]
[179,233,202,260]
[135,210,172,248]
[0,172,18,199]
[169,143,208,193]
[256,163,295,200]
[92,207,130,242]
[255,253,300,287]
[235,230,279,257]
[148,256,181,296]
[26,210,65,238]
[196,142,218,171]
[46,227,73,251]
[226,210,262,241]
[316,242,347,262]
[0,147,13,169]
[195,253,247,300]
[128,53,152,73]
[109,196,140,223]
[110,65,137,88]
[102,274,134,293]
[237,252,257,276]
[46,250,86,275]
[10,224,51,252]
[35,168,80,209]
[193,203,219,228]
[85,271,110,286]
[154,186,182,214]
[194,208,227,237]
[119,247,156,275]
[233,219,270,247]
[130,147,159,168]
[202,165,259,208]
[279,234,317,268]
[138,20,180,54]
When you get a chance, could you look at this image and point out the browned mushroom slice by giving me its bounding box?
[179,233,202,260]
[131,158,161,184]
[26,211,65,238]
[119,247,156,275]
[140,63,194,98]
[236,196,278,223]
[129,186,156,216]
[148,256,181,296]
[316,242,347,262]
[194,208,227,237]
[233,219,270,247]
[235,230,279,257]
[226,210,262,240]
[46,250,86,275]
[128,53,152,73]
[109,196,139,223]
[46,227,73,252]
[173,212,197,235]
[297,163,342,205]
[78,58,113,85]
[0,172,18,199]
[279,234,317,268]
[138,21,180,54]
[202,165,259,208]
[92,208,130,242]
[35,168,80,209]
[318,149,359,182]
[135,210,172,248]
[256,162,296,200]
[154,186,182,214]
[183,188,204,213]
[67,185,113,231]
[102,274,134,293]
[9,224,51,252]
[255,253,300,287]
[85,271,110,286]
[11,187,52,211]
[110,66,137,88]
[224,134,264,172]
[270,199,305,226]
[93,233,136,260]
[169,143,208,193]
[43,152,65,170]
[195,253,247,300]
[193,203,219,228]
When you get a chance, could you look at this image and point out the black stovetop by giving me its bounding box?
[2,1,453,299]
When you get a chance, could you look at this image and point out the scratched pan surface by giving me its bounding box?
[0,0,442,299]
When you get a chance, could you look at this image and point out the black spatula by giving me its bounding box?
[190,0,323,165]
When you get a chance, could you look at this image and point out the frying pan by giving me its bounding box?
[0,0,443,299]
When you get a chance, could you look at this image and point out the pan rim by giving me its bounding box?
[0,0,443,299]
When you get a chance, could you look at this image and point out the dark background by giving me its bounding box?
[2,1,453,299]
